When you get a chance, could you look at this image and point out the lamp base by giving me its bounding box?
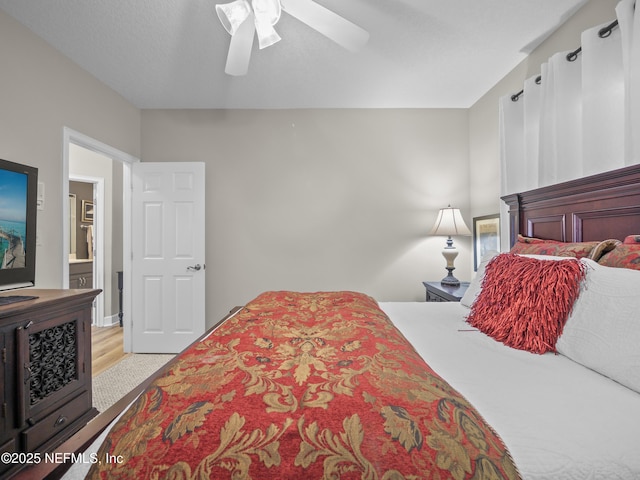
[440,242,460,286]
[441,268,460,287]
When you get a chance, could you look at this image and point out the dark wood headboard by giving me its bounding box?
[501,164,640,247]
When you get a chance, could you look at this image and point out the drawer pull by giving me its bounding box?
[54,415,67,427]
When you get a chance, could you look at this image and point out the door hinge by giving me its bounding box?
[1,347,6,364]
[2,403,6,419]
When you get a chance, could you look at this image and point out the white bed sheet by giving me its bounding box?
[379,301,640,480]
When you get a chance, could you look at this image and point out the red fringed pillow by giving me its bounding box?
[466,253,587,354]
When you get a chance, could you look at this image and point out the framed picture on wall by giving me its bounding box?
[82,200,94,222]
[473,214,500,271]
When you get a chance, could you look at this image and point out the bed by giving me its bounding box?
[17,164,640,480]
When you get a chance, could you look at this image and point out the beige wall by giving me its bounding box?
[1,0,620,328]
[468,0,620,249]
[0,9,140,289]
[141,109,470,323]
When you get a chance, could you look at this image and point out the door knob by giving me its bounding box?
[187,264,203,271]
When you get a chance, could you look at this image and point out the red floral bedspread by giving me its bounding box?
[87,291,520,479]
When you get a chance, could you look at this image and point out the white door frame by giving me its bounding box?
[62,127,139,351]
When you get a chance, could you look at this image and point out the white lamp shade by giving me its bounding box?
[216,0,252,35]
[429,207,471,237]
[255,19,281,49]
[252,0,281,25]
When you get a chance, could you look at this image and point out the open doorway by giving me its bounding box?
[68,172,106,325]
[62,127,138,353]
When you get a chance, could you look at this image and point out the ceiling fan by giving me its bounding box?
[215,0,369,75]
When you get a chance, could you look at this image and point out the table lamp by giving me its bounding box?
[429,206,471,286]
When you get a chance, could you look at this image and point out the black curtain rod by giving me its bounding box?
[566,46,582,62]
[511,19,620,102]
[567,19,619,61]
[510,75,542,102]
[511,89,524,102]
[598,19,619,38]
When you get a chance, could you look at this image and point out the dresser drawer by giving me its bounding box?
[21,391,90,452]
[426,290,449,302]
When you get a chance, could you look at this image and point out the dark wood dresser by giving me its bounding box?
[0,289,100,479]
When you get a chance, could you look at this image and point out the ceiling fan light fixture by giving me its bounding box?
[217,0,369,76]
[252,0,282,49]
[281,0,369,53]
[216,0,252,35]
[251,0,281,25]
[255,21,281,49]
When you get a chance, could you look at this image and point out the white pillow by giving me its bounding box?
[460,250,498,308]
[556,258,640,393]
[517,254,578,261]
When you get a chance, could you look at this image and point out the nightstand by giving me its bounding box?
[423,281,470,302]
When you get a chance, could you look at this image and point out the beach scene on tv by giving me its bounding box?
[0,169,28,269]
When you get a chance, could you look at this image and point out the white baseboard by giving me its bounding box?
[102,314,120,327]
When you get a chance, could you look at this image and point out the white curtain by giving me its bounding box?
[499,93,525,195]
[618,0,640,165]
[522,75,543,190]
[538,52,583,185]
[501,1,639,196]
[581,22,625,175]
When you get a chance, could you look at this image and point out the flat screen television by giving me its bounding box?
[0,159,38,291]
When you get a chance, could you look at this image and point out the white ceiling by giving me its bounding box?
[0,0,589,109]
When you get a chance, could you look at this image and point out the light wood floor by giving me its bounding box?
[91,325,130,377]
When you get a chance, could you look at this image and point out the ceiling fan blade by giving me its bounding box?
[281,0,369,53]
[225,15,256,75]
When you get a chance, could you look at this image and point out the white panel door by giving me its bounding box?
[131,162,206,353]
